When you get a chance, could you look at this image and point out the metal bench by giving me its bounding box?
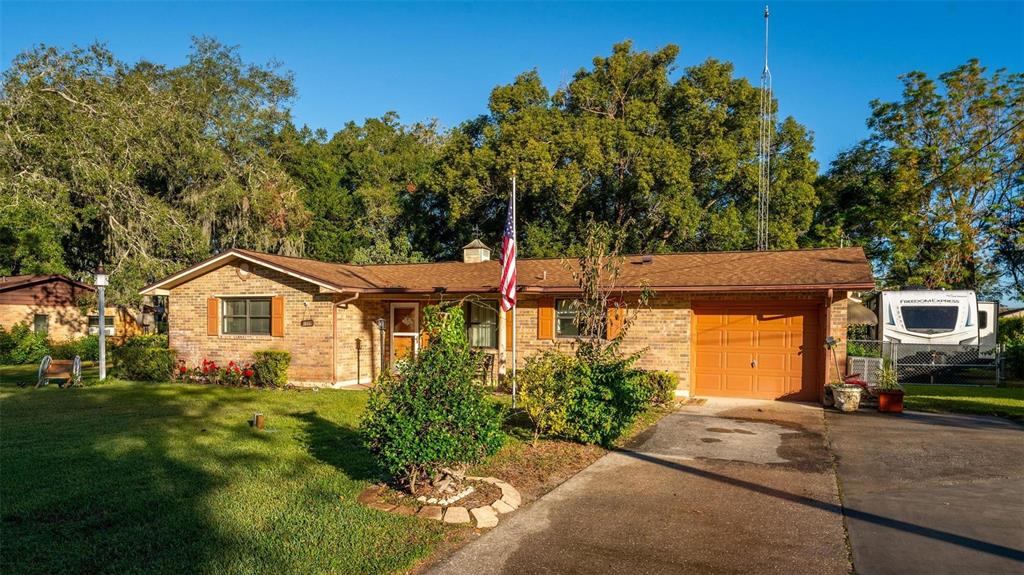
[36,356,82,388]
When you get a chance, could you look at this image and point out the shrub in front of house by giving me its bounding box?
[561,352,652,446]
[517,349,576,443]
[0,323,50,365]
[638,370,678,405]
[50,335,100,361]
[1005,336,1024,380]
[115,346,177,381]
[251,350,291,388]
[361,304,504,493]
[517,348,658,447]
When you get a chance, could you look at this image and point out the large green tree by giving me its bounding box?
[415,41,818,259]
[272,113,440,264]
[0,39,309,303]
[812,60,1024,297]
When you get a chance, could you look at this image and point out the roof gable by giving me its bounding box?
[0,274,95,293]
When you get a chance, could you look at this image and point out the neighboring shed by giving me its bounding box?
[0,275,141,342]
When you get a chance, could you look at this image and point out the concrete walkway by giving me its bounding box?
[428,399,849,575]
[828,409,1024,575]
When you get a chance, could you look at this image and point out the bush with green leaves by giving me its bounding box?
[50,335,100,361]
[0,323,50,365]
[998,316,1023,345]
[114,346,176,381]
[517,349,576,443]
[251,350,291,388]
[638,370,678,405]
[1004,336,1024,380]
[560,352,652,446]
[517,348,660,447]
[118,334,169,349]
[361,304,504,492]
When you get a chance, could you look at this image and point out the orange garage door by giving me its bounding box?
[693,302,821,401]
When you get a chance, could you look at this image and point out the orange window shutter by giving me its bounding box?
[537,297,554,340]
[607,306,624,340]
[206,298,219,336]
[271,296,285,337]
[505,308,514,351]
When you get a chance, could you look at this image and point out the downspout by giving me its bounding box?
[332,292,360,385]
[826,288,835,391]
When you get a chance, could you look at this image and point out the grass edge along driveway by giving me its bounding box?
[903,384,1024,420]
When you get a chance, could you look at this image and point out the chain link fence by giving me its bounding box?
[846,340,1003,386]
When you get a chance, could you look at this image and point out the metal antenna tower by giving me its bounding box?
[757,5,773,251]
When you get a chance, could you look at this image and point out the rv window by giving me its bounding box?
[901,306,958,334]
[979,311,988,330]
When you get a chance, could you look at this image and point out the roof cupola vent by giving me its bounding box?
[462,239,491,263]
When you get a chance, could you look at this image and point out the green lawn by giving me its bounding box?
[0,367,445,574]
[903,384,1024,420]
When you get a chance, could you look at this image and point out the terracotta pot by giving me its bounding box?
[832,386,862,413]
[877,390,904,413]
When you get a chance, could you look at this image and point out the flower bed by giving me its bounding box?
[177,359,257,387]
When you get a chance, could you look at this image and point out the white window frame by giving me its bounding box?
[87,315,115,336]
[390,302,420,366]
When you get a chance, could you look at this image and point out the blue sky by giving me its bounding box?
[2,1,1022,168]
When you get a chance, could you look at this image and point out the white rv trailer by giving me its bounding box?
[876,290,998,348]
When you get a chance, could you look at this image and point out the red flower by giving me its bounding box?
[243,368,254,378]
[179,366,187,374]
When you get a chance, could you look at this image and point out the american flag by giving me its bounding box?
[499,192,517,312]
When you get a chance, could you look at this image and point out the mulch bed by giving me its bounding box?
[373,478,503,512]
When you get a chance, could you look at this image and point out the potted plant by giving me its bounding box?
[830,381,863,412]
[873,363,904,413]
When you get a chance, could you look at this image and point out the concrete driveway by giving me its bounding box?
[428,399,849,575]
[828,409,1024,575]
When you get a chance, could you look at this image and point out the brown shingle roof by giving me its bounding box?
[143,247,874,294]
[0,274,95,293]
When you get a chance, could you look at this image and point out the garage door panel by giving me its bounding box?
[726,330,755,346]
[726,352,752,369]
[696,373,724,391]
[697,351,724,369]
[725,374,754,391]
[756,375,786,394]
[757,331,787,347]
[756,352,787,371]
[694,302,820,401]
[696,327,725,346]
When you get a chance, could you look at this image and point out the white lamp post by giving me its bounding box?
[95,264,108,380]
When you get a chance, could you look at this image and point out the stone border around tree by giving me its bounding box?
[357,476,520,529]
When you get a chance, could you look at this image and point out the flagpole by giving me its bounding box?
[511,169,518,408]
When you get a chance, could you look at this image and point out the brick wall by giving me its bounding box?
[169,263,336,385]
[0,304,136,343]
[334,298,389,385]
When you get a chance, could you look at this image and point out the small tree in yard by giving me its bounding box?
[361,304,504,493]
[517,221,660,447]
[569,220,652,362]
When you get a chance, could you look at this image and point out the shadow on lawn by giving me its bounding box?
[292,410,385,482]
[1,385,288,575]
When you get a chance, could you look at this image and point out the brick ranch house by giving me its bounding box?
[0,274,142,342]
[140,243,874,402]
